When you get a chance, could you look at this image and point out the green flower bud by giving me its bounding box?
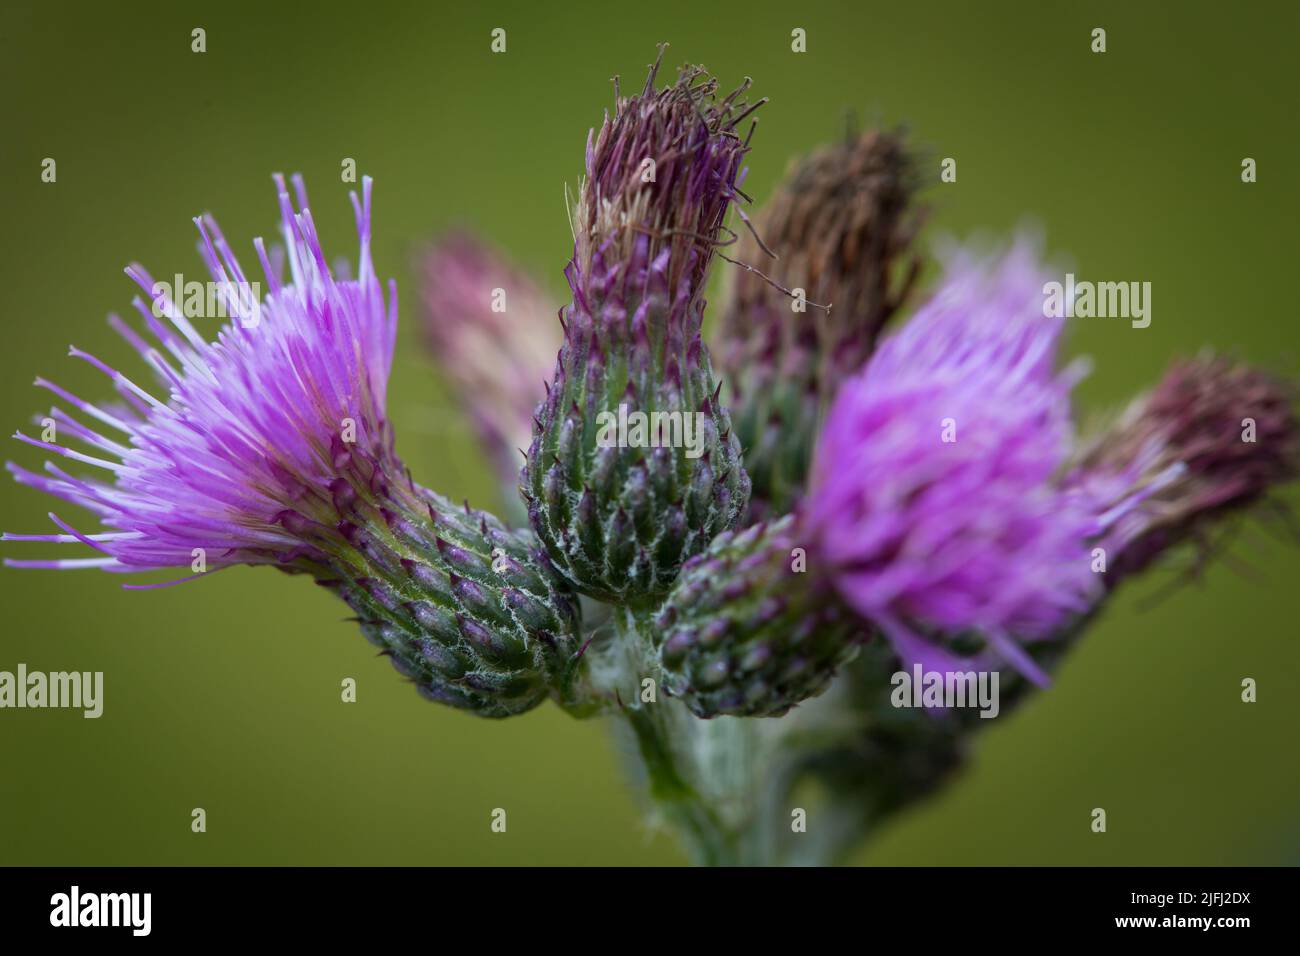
[524,50,754,605]
[323,491,584,718]
[653,516,863,717]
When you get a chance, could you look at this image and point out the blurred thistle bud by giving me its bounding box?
[523,47,754,605]
[1071,353,1299,581]
[420,232,560,502]
[717,128,924,517]
[654,516,864,718]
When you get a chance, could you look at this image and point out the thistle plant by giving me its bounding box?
[522,52,752,604]
[7,50,1297,866]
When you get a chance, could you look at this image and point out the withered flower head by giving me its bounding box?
[1073,353,1299,579]
[571,44,761,334]
[717,128,925,515]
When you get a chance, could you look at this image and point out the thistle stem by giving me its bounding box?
[620,703,740,866]
[610,606,749,865]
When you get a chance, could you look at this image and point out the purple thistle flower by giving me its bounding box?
[805,240,1101,685]
[3,176,586,716]
[5,175,398,575]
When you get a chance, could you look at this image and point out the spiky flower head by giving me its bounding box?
[524,48,754,605]
[421,232,559,501]
[806,241,1101,685]
[718,128,924,516]
[8,175,395,572]
[1071,353,1299,580]
[4,177,583,717]
[788,354,1299,843]
[571,46,761,319]
[654,516,864,718]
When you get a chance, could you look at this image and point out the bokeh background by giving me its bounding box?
[1,0,1297,865]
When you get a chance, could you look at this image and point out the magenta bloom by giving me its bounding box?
[806,242,1099,684]
[5,175,398,574]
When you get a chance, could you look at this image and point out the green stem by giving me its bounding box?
[609,605,749,865]
[621,704,740,865]
[608,605,889,866]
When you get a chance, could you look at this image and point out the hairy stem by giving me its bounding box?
[620,703,742,865]
[609,606,825,865]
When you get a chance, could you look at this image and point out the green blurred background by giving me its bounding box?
[1,0,1297,865]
